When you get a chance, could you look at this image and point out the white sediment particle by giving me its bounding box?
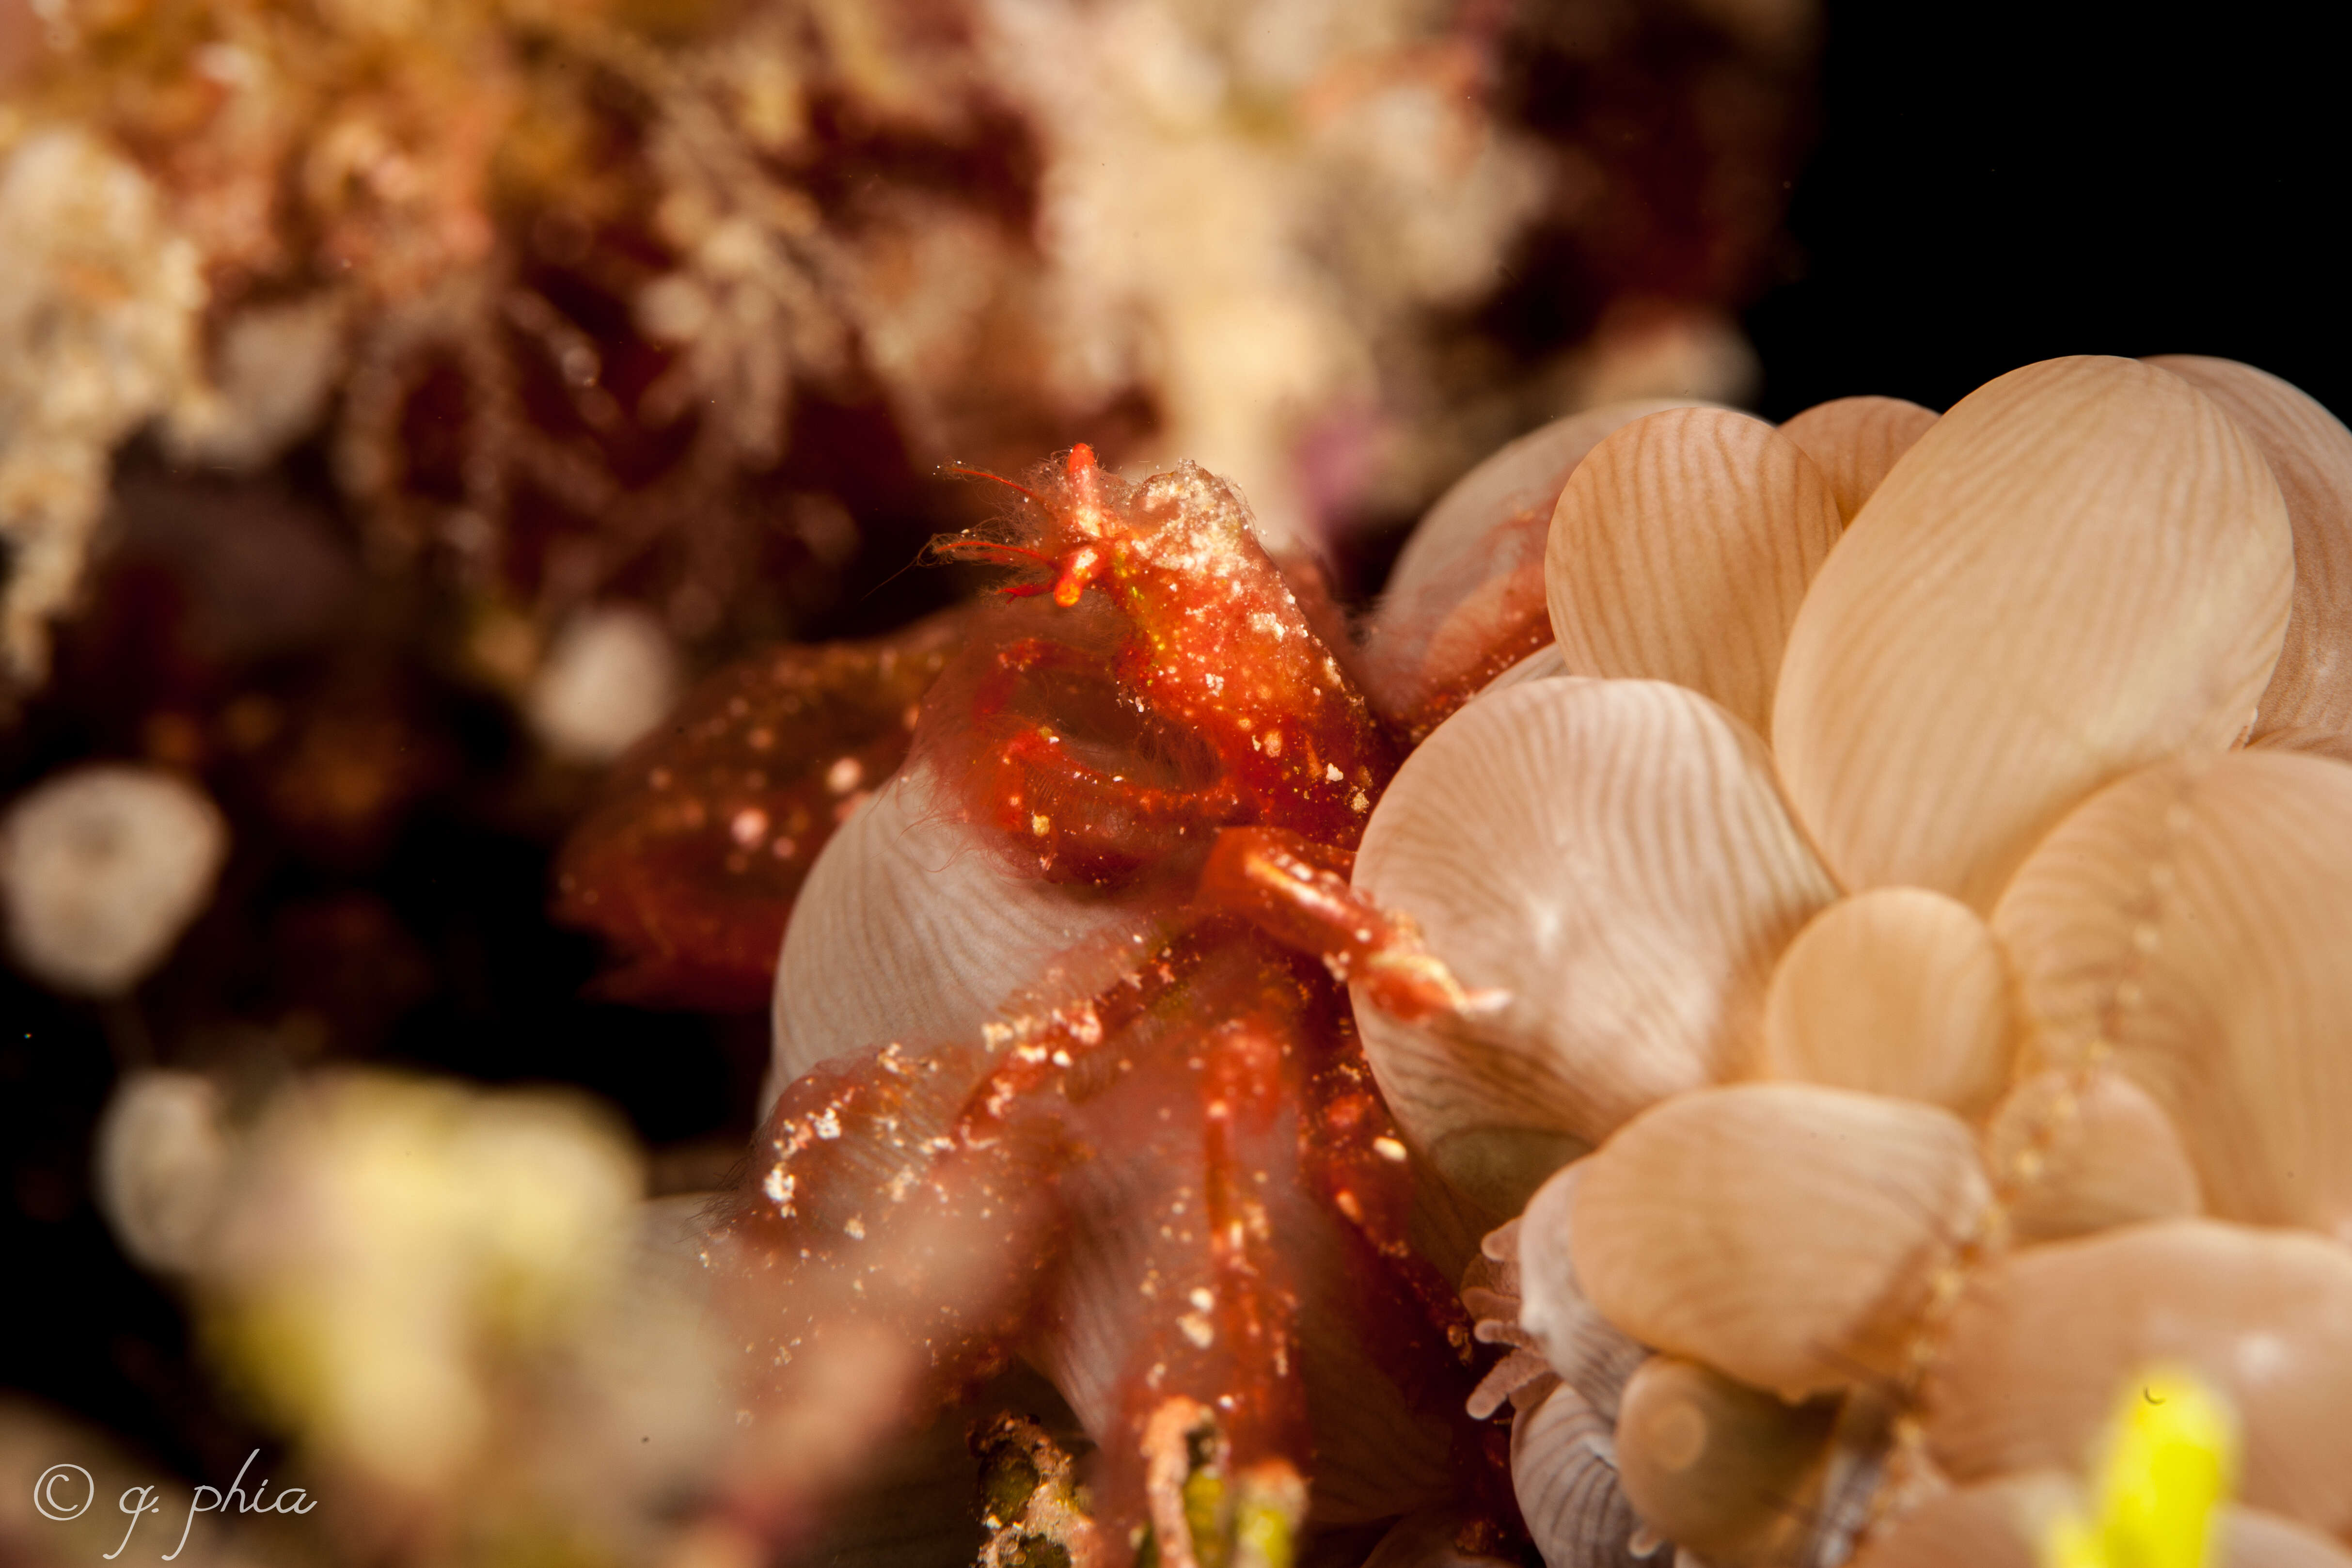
[0,764,228,995]
[93,1069,227,1273]
[528,605,680,762]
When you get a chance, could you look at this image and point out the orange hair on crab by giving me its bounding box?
[916,445,1398,885]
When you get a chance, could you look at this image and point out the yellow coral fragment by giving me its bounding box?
[2044,1364,2240,1568]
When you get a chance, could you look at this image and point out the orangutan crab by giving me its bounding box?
[597,446,1523,1565]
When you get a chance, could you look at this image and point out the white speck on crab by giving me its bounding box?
[1031,813,1052,837]
[1066,1002,1104,1046]
[763,1167,796,1208]
[1050,1048,1073,1067]
[1178,1312,1215,1348]
[826,756,864,794]
[1263,729,1284,757]
[1325,763,1343,783]
[886,1167,918,1203]
[1372,1136,1408,1162]
[1350,789,1370,813]
[843,1215,866,1239]
[729,807,769,847]
[812,1108,842,1140]
[1188,1287,1214,1311]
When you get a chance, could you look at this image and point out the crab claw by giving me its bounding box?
[1196,826,1510,1024]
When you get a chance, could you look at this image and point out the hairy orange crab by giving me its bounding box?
[562,446,1513,1563]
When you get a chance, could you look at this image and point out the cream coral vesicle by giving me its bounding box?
[1354,353,2352,1566]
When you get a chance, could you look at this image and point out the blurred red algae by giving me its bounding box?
[554,609,964,1009]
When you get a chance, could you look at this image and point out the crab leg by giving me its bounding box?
[706,1035,1071,1542]
[1196,825,1505,1023]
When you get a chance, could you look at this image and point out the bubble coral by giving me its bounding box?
[1352,355,2352,1565]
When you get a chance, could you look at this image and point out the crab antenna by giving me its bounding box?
[924,537,1058,568]
[948,463,1042,503]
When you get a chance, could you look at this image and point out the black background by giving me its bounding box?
[1748,2,2348,421]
